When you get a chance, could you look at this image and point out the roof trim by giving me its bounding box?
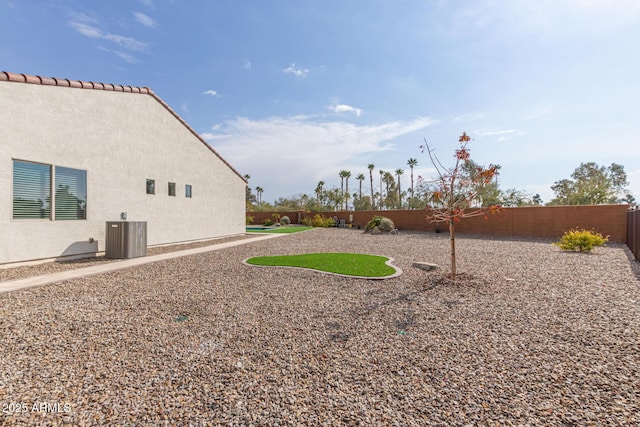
[0,71,247,183]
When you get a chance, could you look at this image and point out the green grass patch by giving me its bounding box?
[245,252,397,277]
[246,226,314,234]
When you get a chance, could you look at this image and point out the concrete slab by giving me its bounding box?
[0,233,284,294]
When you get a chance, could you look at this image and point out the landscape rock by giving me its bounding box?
[1,229,639,425]
[412,261,439,271]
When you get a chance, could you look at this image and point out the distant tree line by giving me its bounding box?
[245,161,635,213]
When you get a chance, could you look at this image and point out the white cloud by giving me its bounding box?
[453,0,640,40]
[328,103,363,117]
[203,89,220,97]
[452,112,487,122]
[133,12,157,28]
[283,63,309,77]
[201,132,231,142]
[69,21,147,52]
[525,105,552,120]
[244,60,252,69]
[69,21,101,37]
[113,51,139,63]
[210,115,435,200]
[200,124,228,141]
[473,129,523,137]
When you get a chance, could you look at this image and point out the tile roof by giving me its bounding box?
[0,71,154,93]
[0,71,246,183]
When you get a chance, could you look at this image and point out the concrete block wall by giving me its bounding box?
[247,205,630,243]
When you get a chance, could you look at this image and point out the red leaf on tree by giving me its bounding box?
[455,149,470,160]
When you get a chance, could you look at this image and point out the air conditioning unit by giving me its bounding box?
[105,221,147,259]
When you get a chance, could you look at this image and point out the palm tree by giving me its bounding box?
[315,180,325,210]
[368,164,375,209]
[356,173,365,200]
[255,186,263,206]
[344,170,351,210]
[339,170,349,210]
[407,158,418,208]
[338,172,343,202]
[379,169,385,209]
[395,168,404,208]
[244,174,253,206]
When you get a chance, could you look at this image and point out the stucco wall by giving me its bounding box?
[0,81,246,264]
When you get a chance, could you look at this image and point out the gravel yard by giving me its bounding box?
[1,228,639,426]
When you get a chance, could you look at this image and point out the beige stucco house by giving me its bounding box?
[0,71,246,265]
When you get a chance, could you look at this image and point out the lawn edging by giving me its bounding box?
[242,253,403,280]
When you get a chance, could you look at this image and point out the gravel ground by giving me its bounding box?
[1,228,639,426]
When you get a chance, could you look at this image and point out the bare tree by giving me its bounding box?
[422,133,501,279]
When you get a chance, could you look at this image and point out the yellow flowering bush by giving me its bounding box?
[554,228,608,253]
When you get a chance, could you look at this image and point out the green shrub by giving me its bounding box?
[554,228,608,253]
[263,219,274,226]
[280,215,291,226]
[365,216,383,231]
[246,215,254,225]
[365,216,394,232]
[301,217,313,227]
[311,214,335,227]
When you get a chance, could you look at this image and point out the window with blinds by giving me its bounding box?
[12,160,51,219]
[54,166,87,220]
[12,160,87,220]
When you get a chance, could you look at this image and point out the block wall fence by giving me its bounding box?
[247,205,631,243]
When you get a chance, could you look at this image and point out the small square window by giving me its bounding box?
[185,184,192,198]
[146,179,155,195]
[168,182,176,196]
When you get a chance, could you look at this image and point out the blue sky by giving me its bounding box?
[2,0,639,204]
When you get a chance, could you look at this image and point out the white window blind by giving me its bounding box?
[55,166,87,220]
[12,160,51,219]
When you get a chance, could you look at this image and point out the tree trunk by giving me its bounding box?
[380,175,383,209]
[370,171,375,210]
[410,168,414,208]
[449,219,456,280]
[345,178,349,210]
